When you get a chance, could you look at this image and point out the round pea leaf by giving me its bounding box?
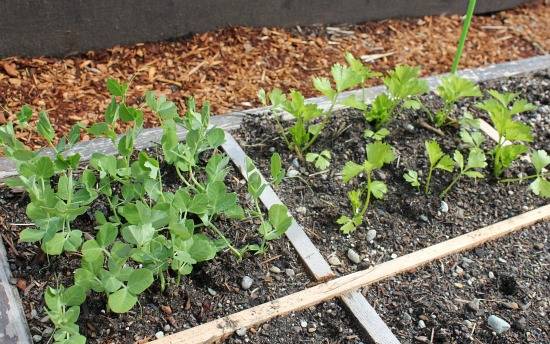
[127,268,154,295]
[108,288,137,313]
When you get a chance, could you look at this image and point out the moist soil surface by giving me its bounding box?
[232,71,549,342]
[0,157,319,343]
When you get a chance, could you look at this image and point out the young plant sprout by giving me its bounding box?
[403,169,421,190]
[476,90,535,178]
[270,152,285,186]
[459,113,486,150]
[337,142,395,234]
[432,75,482,127]
[424,140,454,194]
[499,150,550,198]
[440,148,487,197]
[343,65,429,129]
[364,127,390,141]
[306,150,331,171]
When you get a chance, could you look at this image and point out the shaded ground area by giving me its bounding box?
[0,1,548,148]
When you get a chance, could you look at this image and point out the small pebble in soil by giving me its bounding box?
[347,249,361,264]
[164,324,171,332]
[390,253,398,259]
[236,328,247,337]
[295,206,307,214]
[502,301,519,310]
[466,299,481,312]
[32,335,42,343]
[366,229,377,242]
[155,331,165,339]
[42,327,53,336]
[402,313,412,324]
[534,242,544,250]
[270,266,282,274]
[419,214,429,223]
[308,327,317,333]
[241,276,254,290]
[291,158,300,169]
[30,309,38,319]
[207,287,217,296]
[285,268,295,278]
[269,147,275,153]
[488,271,495,279]
[488,315,511,334]
[328,255,342,266]
[300,320,308,328]
[418,320,426,329]
[439,201,449,213]
[405,123,415,133]
[287,169,300,178]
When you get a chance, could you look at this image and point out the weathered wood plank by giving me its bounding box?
[0,239,32,344]
[151,204,550,344]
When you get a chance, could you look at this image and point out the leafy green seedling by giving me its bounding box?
[440,148,487,197]
[259,88,323,160]
[338,142,395,234]
[344,65,428,129]
[477,90,535,178]
[434,75,481,127]
[245,158,292,253]
[424,140,454,193]
[403,170,420,189]
[364,128,390,141]
[306,150,331,171]
[459,113,485,150]
[270,152,285,186]
[44,285,87,344]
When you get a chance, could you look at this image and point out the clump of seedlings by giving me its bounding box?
[477,90,535,178]
[0,79,292,343]
[343,64,429,129]
[432,75,482,127]
[338,141,395,233]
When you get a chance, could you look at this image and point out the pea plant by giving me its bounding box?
[338,142,395,233]
[343,65,429,129]
[0,79,292,344]
[476,90,535,178]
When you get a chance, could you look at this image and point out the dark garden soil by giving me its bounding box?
[232,70,549,342]
[0,158,317,343]
[365,222,549,343]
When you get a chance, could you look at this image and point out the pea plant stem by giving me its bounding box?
[451,0,477,73]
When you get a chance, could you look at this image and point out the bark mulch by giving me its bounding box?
[0,1,549,149]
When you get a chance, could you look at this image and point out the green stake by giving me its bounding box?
[451,0,477,74]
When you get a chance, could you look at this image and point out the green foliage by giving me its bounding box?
[434,75,481,126]
[459,113,485,149]
[306,150,331,171]
[1,79,293,344]
[529,150,550,198]
[44,285,87,344]
[270,152,285,186]
[424,140,454,193]
[441,148,487,197]
[403,170,420,189]
[344,65,428,129]
[338,142,395,233]
[364,128,390,141]
[477,90,534,177]
[245,158,292,254]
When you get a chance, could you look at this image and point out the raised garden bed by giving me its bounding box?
[0,56,549,344]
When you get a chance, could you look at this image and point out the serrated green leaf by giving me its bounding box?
[403,170,420,187]
[331,63,362,92]
[312,77,336,100]
[435,155,454,172]
[366,141,395,170]
[463,170,484,179]
[17,104,33,124]
[453,150,464,170]
[531,150,550,174]
[465,149,487,170]
[341,95,367,111]
[530,177,550,198]
[436,75,481,104]
[342,161,363,183]
[369,180,388,199]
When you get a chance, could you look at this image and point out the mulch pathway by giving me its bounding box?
[0,1,548,148]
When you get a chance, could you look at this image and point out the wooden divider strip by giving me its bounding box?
[151,203,550,344]
[222,133,400,343]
